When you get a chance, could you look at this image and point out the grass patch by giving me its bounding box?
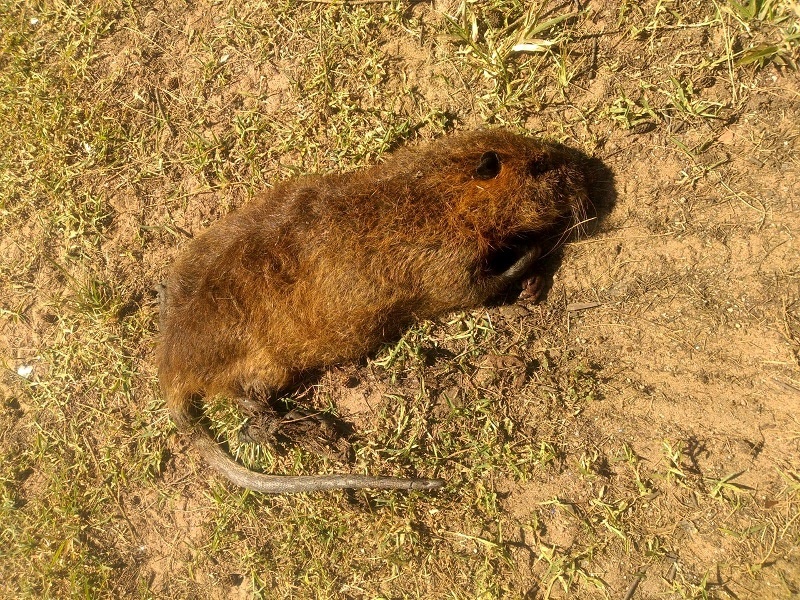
[1,0,799,597]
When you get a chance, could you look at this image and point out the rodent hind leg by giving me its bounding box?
[236,374,354,463]
[274,408,353,462]
[236,395,274,416]
[234,361,296,416]
[241,407,353,463]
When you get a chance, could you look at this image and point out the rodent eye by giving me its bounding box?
[528,155,553,177]
[475,151,501,180]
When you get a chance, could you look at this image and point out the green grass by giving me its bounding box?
[2,0,800,598]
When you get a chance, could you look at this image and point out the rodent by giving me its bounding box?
[156,129,589,494]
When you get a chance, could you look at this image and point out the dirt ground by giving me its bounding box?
[1,0,799,598]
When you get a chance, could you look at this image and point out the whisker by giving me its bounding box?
[540,214,595,260]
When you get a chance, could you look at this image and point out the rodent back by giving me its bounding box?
[158,130,587,392]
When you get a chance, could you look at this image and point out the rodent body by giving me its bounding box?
[157,129,588,494]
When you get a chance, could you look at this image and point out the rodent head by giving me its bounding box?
[445,131,588,246]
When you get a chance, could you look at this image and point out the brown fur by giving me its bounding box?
[157,129,588,494]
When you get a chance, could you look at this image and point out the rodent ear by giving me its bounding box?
[475,151,501,180]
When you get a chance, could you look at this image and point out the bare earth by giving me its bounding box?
[1,0,798,598]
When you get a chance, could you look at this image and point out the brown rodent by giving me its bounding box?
[157,129,588,494]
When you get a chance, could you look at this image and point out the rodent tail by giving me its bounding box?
[169,390,445,494]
